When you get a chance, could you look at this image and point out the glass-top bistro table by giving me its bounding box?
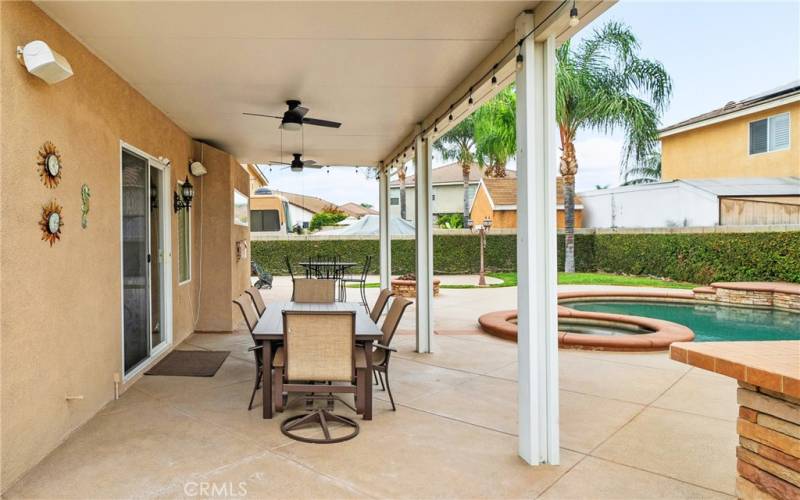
[297,260,357,279]
[252,301,382,420]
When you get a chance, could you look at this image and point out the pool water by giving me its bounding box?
[566,300,800,342]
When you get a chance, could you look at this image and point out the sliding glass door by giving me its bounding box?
[121,148,167,374]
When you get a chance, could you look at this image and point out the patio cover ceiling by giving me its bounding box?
[36,1,612,167]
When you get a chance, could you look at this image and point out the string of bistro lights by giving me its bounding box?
[384,0,578,172]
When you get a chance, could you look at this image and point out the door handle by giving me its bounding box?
[147,253,151,264]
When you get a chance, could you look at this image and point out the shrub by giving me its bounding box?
[593,231,800,284]
[309,208,347,231]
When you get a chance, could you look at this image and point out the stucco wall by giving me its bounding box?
[192,144,250,332]
[0,2,240,491]
[661,102,800,180]
[469,183,580,229]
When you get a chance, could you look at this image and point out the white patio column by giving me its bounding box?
[378,162,392,289]
[515,10,560,465]
[414,129,434,353]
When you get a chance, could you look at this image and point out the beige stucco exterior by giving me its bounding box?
[661,101,800,181]
[1,2,248,491]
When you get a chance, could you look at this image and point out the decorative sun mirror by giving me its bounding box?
[39,200,63,246]
[37,141,63,188]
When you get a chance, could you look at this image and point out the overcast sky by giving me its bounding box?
[260,0,800,207]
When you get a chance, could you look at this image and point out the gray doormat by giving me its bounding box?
[145,350,230,377]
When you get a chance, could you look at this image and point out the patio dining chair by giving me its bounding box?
[370,288,394,323]
[272,311,366,443]
[233,294,266,411]
[365,296,412,411]
[244,286,267,316]
[340,255,371,313]
[293,278,336,303]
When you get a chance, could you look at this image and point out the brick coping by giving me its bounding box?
[709,281,800,295]
[670,340,800,399]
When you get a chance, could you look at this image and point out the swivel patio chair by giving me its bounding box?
[272,311,366,443]
[244,286,267,316]
[233,294,265,411]
[293,278,336,303]
[340,255,371,313]
[370,288,394,323]
[366,297,412,411]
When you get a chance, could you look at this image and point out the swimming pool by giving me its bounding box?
[566,300,800,342]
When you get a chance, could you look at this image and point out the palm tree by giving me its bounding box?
[396,162,408,220]
[434,116,476,222]
[474,87,516,177]
[621,148,662,185]
[556,21,671,272]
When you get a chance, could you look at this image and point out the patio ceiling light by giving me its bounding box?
[569,1,579,27]
[16,40,73,84]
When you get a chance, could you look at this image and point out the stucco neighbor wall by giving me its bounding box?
[661,102,800,180]
[0,2,240,492]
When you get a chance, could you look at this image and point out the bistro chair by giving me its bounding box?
[293,278,336,303]
[370,288,394,323]
[285,255,296,300]
[244,286,267,316]
[233,294,265,411]
[273,311,366,443]
[340,255,371,312]
[366,297,412,411]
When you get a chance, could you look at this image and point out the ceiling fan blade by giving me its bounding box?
[292,106,309,118]
[243,112,283,119]
[303,159,317,165]
[302,117,341,128]
[305,163,323,169]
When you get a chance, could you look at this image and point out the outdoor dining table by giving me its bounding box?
[252,301,382,420]
[298,261,357,279]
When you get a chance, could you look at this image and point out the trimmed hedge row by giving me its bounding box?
[251,233,595,276]
[251,231,799,283]
[593,231,800,284]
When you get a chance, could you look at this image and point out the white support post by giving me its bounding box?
[378,162,392,289]
[515,10,560,465]
[414,129,434,353]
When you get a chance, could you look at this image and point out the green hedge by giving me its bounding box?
[251,233,594,275]
[252,231,799,283]
[593,231,800,284]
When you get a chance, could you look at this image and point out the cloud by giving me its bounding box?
[259,165,380,207]
[572,135,624,191]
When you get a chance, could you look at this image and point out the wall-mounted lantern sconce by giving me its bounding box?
[173,176,194,213]
[16,40,73,84]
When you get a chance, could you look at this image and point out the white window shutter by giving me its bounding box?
[770,113,790,150]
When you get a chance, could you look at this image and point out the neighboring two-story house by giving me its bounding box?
[389,162,515,222]
[580,82,800,228]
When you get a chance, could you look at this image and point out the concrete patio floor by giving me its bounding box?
[5,278,739,499]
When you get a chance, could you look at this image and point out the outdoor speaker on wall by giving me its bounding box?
[16,40,73,85]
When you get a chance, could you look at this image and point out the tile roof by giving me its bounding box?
[482,177,579,206]
[390,161,515,187]
[270,190,338,214]
[660,80,800,135]
[338,202,379,217]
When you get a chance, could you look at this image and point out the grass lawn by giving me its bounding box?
[350,272,697,289]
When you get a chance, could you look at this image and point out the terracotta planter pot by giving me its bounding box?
[391,278,441,298]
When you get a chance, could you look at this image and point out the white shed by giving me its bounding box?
[579,177,800,228]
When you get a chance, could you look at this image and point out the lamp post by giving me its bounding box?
[467,217,492,286]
